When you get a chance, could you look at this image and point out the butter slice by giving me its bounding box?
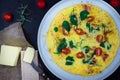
[0,45,22,66]
[23,47,35,63]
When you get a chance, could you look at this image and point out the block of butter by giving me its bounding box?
[23,47,35,63]
[0,45,22,66]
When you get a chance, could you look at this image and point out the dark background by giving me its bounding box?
[0,0,120,80]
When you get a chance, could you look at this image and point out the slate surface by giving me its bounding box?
[0,0,120,80]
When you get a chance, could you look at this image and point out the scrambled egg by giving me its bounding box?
[46,4,120,76]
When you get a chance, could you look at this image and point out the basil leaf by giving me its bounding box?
[54,27,58,32]
[80,10,89,20]
[57,38,67,53]
[69,40,76,48]
[62,21,70,32]
[100,41,112,50]
[82,46,90,54]
[70,14,78,26]
[66,61,73,65]
[66,56,74,66]
[100,41,106,48]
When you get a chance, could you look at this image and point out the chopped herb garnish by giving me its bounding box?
[69,40,76,48]
[86,22,100,33]
[86,23,93,32]
[82,46,90,54]
[76,39,85,47]
[82,53,95,64]
[102,23,106,34]
[53,52,60,54]
[80,10,89,20]
[65,56,75,66]
[54,27,58,32]
[57,38,67,53]
[100,41,112,50]
[62,21,70,32]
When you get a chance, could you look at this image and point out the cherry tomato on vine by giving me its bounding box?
[3,13,13,22]
[37,0,46,9]
[110,0,120,7]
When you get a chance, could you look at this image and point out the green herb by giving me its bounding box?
[70,14,78,26]
[86,23,93,32]
[17,4,31,25]
[102,23,106,34]
[82,53,95,64]
[82,46,90,54]
[62,21,70,32]
[80,10,89,20]
[69,40,76,48]
[100,41,112,50]
[86,22,100,33]
[54,27,58,32]
[65,56,74,65]
[53,52,60,54]
[57,38,67,53]
[95,27,100,31]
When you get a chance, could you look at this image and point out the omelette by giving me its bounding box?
[46,4,120,76]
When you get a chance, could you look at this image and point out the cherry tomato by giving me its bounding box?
[83,4,91,11]
[102,53,109,61]
[94,47,102,56]
[96,34,104,43]
[75,28,86,35]
[86,16,95,22]
[3,13,13,22]
[62,48,71,54]
[110,0,120,7]
[62,28,69,36]
[76,52,85,58]
[37,0,46,9]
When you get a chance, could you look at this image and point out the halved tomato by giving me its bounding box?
[76,52,85,58]
[96,34,104,43]
[94,47,102,56]
[62,28,69,36]
[62,48,71,54]
[75,28,86,35]
[102,53,109,61]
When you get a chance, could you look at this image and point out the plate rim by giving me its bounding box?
[37,0,120,80]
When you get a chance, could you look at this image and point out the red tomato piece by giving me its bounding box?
[105,30,112,35]
[76,52,85,58]
[102,53,109,61]
[62,28,69,36]
[96,34,104,43]
[75,28,86,35]
[110,0,120,7]
[62,48,71,54]
[95,47,102,56]
[83,4,91,11]
[37,0,46,9]
[3,13,13,22]
[86,16,95,22]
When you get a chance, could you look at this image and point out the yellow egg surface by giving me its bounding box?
[46,4,120,76]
